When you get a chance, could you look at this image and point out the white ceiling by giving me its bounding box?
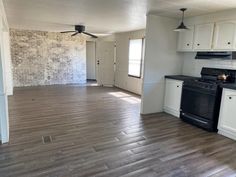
[3,0,236,34]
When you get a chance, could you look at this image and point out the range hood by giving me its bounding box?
[195,52,236,60]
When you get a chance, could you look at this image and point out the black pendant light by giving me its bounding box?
[174,8,189,32]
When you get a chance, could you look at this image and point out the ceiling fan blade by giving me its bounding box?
[71,32,79,36]
[82,31,98,38]
[60,31,76,33]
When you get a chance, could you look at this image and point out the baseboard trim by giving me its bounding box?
[218,129,236,141]
[87,79,97,81]
[163,107,180,118]
[140,112,165,116]
[114,86,141,96]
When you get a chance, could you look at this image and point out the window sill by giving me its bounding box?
[128,75,142,79]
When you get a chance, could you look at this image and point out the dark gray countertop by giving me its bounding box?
[220,83,236,90]
[165,75,236,90]
[165,75,199,81]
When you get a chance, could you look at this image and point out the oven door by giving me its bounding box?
[180,85,217,123]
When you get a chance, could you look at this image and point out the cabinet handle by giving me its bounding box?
[228,42,231,45]
[229,96,232,100]
[177,85,180,88]
[187,44,190,46]
[197,44,200,46]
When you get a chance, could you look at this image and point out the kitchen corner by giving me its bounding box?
[164,68,236,141]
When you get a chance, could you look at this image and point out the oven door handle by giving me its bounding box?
[181,113,208,125]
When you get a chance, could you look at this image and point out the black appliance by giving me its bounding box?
[195,52,236,60]
[180,67,236,131]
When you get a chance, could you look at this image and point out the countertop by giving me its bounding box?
[165,75,236,90]
[220,83,236,90]
[165,75,198,81]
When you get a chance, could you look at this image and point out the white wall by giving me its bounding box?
[182,53,236,77]
[0,26,11,144]
[86,32,144,94]
[3,31,13,95]
[115,30,145,95]
[0,20,5,95]
[0,94,8,143]
[0,0,10,143]
[99,35,116,42]
[86,41,96,80]
[182,9,236,76]
[141,15,183,114]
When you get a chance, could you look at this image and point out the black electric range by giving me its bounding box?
[180,67,236,131]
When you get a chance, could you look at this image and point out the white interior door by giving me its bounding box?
[96,41,115,86]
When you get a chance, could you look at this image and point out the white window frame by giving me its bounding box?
[128,38,145,78]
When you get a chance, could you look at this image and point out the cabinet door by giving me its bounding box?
[213,21,236,50]
[164,79,183,117]
[177,25,194,51]
[194,23,214,51]
[218,89,236,135]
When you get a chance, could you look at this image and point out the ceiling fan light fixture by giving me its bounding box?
[174,8,189,32]
[61,25,98,38]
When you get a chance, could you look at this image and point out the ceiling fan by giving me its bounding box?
[61,25,98,38]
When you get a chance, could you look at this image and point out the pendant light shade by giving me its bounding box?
[174,8,189,32]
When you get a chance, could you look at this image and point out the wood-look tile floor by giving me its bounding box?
[1,85,236,177]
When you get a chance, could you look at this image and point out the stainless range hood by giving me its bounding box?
[195,52,236,60]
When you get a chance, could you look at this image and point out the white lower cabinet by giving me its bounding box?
[164,79,183,118]
[218,88,236,140]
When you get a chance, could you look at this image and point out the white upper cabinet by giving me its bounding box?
[177,25,194,51]
[194,23,215,51]
[213,21,236,50]
[177,20,236,52]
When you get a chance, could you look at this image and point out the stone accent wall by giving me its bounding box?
[10,29,86,87]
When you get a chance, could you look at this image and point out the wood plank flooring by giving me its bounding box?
[1,85,236,177]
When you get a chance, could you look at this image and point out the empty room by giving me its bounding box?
[1,0,236,176]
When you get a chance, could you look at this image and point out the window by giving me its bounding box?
[128,38,144,78]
